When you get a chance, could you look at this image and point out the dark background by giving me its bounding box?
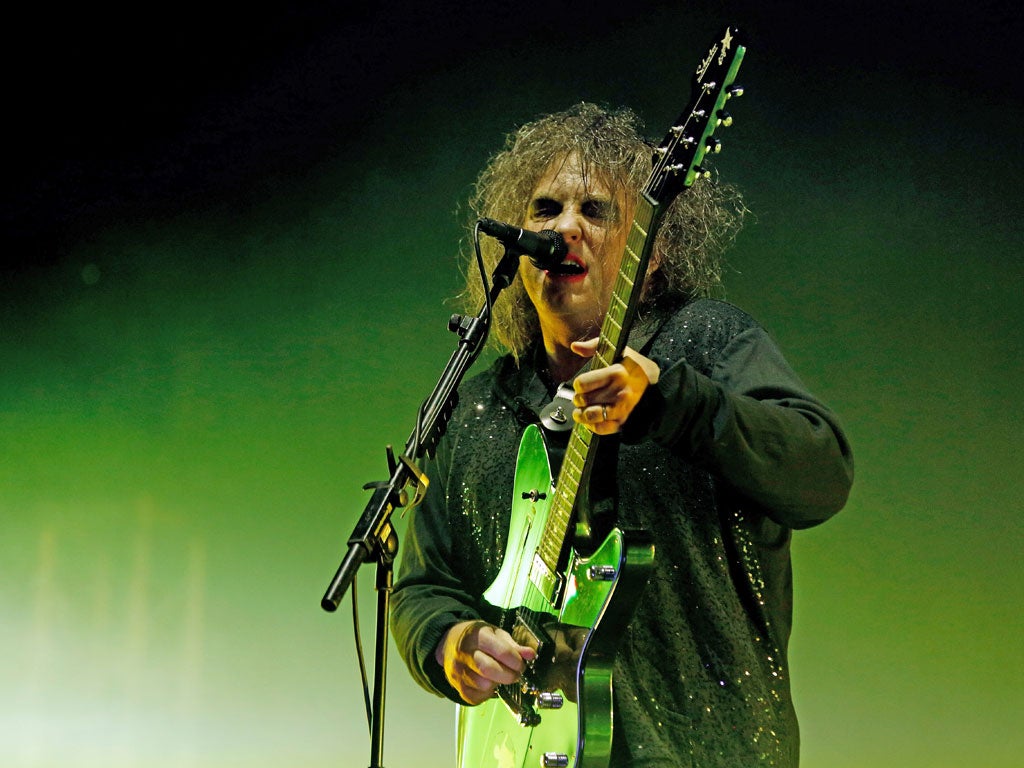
[6,0,1020,269]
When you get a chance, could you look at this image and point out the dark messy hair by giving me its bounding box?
[461,102,746,360]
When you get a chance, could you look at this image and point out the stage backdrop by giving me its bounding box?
[2,2,1021,766]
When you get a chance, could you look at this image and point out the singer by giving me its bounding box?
[390,103,853,766]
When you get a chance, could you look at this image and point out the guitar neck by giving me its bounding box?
[593,196,659,366]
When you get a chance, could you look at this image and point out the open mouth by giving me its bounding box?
[546,253,587,277]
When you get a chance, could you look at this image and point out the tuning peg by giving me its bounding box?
[716,110,733,127]
[692,165,712,179]
[705,137,722,154]
[727,84,744,98]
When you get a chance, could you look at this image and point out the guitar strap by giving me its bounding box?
[539,382,576,433]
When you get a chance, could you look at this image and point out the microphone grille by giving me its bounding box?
[538,229,568,258]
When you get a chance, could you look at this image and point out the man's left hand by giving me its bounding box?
[569,338,660,435]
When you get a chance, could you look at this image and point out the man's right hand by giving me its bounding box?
[435,620,537,705]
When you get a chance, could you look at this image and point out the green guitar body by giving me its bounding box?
[456,425,654,768]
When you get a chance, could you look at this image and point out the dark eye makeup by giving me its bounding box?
[528,196,616,223]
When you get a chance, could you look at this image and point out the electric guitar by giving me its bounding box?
[456,28,746,768]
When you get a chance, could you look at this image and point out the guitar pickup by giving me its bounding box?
[587,564,617,581]
[528,552,563,603]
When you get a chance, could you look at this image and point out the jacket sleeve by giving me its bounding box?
[390,437,484,702]
[624,326,854,528]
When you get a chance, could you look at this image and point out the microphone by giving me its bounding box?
[478,218,568,271]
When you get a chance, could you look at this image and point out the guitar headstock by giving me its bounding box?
[646,26,746,205]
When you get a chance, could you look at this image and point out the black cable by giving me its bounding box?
[350,572,374,732]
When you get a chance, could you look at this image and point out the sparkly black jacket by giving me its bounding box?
[391,298,854,767]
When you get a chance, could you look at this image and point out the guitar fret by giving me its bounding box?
[563,448,585,476]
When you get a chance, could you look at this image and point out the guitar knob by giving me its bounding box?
[705,137,722,154]
[693,166,712,179]
[537,692,564,709]
[716,110,733,127]
[543,754,570,768]
[587,564,618,581]
[727,84,744,97]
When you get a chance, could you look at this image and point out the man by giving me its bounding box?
[390,103,853,766]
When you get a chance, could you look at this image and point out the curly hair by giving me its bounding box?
[460,102,746,360]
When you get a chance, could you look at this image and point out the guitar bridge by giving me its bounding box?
[496,682,542,728]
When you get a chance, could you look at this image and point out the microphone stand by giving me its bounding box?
[320,245,522,768]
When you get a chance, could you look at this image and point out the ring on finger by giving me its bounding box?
[602,405,609,422]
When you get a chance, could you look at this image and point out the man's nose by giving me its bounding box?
[551,210,583,242]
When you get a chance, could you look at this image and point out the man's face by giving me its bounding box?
[519,154,631,344]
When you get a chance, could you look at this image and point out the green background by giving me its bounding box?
[2,2,1021,766]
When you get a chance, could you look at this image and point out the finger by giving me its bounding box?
[452,670,499,705]
[461,684,498,706]
[573,350,658,398]
[467,644,528,684]
[476,626,536,672]
[574,403,611,424]
[449,651,515,702]
[572,390,618,412]
[572,403,622,434]
[569,337,600,359]
[470,659,522,687]
[622,346,660,385]
[458,665,501,692]
[589,420,622,435]
[575,418,621,435]
[573,365,626,396]
[573,357,655,420]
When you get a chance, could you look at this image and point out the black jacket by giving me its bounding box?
[391,298,854,766]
